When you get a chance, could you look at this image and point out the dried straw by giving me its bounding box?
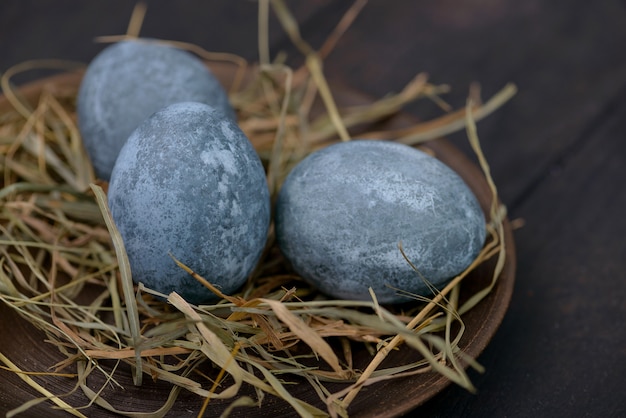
[0,1,515,417]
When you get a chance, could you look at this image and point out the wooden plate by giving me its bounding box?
[0,66,516,417]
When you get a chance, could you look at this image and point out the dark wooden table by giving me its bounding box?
[1,1,625,417]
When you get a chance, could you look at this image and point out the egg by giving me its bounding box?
[108,102,269,304]
[275,140,486,304]
[77,39,235,181]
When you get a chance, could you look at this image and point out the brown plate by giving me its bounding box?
[0,66,516,417]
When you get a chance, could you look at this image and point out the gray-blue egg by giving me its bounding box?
[108,102,269,304]
[275,140,486,304]
[77,39,235,181]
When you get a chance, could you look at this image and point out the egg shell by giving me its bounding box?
[77,39,235,180]
[108,102,269,304]
[275,140,486,304]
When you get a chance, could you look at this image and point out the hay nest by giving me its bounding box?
[0,2,516,417]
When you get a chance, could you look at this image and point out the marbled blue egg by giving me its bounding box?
[77,39,235,181]
[275,140,486,304]
[108,102,269,304]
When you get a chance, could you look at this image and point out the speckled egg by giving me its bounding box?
[275,140,486,304]
[77,39,235,181]
[108,102,269,304]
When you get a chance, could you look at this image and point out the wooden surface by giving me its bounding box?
[1,1,625,416]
